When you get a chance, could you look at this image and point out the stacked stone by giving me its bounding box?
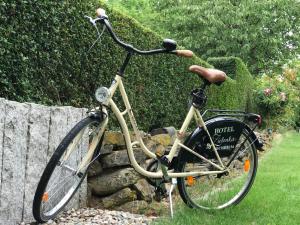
[87,130,175,214]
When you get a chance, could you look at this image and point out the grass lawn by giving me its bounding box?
[153,132,300,225]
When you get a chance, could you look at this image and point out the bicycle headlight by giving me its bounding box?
[95,87,110,103]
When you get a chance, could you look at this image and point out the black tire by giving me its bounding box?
[33,116,103,223]
[177,129,258,209]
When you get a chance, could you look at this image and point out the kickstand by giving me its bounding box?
[169,178,177,218]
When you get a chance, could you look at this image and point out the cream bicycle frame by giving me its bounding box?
[78,74,227,179]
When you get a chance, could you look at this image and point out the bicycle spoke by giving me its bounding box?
[43,175,77,208]
[61,128,85,162]
[46,170,76,194]
[45,167,64,193]
[178,131,257,209]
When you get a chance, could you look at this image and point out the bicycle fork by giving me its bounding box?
[77,112,109,174]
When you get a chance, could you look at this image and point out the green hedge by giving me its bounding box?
[108,0,300,74]
[207,57,255,112]
[0,1,254,130]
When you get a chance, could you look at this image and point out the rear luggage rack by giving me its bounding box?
[202,109,262,127]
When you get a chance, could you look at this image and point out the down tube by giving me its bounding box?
[108,99,165,178]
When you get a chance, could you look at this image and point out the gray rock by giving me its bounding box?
[144,139,159,152]
[90,188,137,209]
[133,179,154,202]
[104,131,125,145]
[0,100,88,224]
[47,106,69,160]
[55,207,155,225]
[143,139,168,158]
[78,108,89,208]
[89,168,141,196]
[115,200,149,214]
[100,148,147,168]
[100,144,114,155]
[0,100,30,224]
[65,107,84,210]
[88,160,103,177]
[87,184,93,205]
[22,103,51,221]
[0,98,6,194]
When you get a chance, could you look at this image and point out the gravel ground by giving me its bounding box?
[21,208,157,225]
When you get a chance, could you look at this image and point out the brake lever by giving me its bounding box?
[84,15,97,26]
[84,15,102,36]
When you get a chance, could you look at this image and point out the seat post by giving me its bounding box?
[200,79,210,91]
[191,80,209,109]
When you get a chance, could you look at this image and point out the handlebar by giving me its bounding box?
[102,19,168,55]
[93,8,194,58]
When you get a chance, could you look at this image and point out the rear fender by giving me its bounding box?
[176,117,263,165]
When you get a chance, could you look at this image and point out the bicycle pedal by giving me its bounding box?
[216,171,229,178]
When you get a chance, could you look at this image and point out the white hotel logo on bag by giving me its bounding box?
[214,126,235,134]
[211,126,237,151]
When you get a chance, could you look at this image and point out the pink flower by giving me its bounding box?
[264,88,272,96]
[279,92,287,101]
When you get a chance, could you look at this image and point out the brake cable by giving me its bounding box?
[84,15,106,53]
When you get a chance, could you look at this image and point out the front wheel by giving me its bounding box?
[177,129,258,209]
[33,116,104,223]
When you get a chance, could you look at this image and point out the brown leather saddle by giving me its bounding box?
[189,65,227,85]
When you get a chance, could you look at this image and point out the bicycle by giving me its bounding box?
[33,8,263,222]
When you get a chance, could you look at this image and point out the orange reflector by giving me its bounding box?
[244,159,250,172]
[187,176,195,186]
[42,192,49,202]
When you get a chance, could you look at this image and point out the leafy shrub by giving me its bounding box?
[283,59,300,127]
[255,75,288,114]
[254,60,300,129]
[0,0,255,130]
[108,0,300,74]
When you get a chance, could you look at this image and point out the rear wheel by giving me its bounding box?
[33,116,104,223]
[177,129,258,209]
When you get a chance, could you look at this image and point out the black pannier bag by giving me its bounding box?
[192,117,246,160]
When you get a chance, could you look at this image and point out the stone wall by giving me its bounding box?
[87,130,175,214]
[0,99,87,225]
[0,98,176,224]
